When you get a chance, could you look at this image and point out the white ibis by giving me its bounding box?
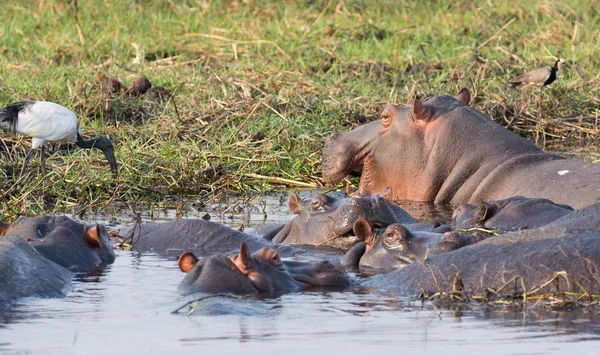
[509,58,567,88]
[0,101,118,178]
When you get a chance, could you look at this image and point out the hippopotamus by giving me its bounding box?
[0,216,115,269]
[177,242,350,294]
[0,237,73,308]
[453,196,574,231]
[341,217,486,270]
[269,191,416,249]
[542,202,600,228]
[119,219,298,258]
[322,88,600,209]
[0,215,115,308]
[363,227,600,296]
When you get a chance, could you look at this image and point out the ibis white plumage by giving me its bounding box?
[0,101,118,178]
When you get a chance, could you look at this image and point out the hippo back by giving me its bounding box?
[124,219,272,257]
[543,203,600,228]
[0,237,73,308]
[364,227,600,295]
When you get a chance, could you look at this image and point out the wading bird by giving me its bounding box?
[509,58,567,88]
[0,101,118,178]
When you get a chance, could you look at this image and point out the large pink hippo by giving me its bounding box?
[322,89,600,209]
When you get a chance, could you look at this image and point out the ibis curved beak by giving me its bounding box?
[76,135,119,178]
[100,144,118,179]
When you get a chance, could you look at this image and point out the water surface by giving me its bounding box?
[1,190,599,354]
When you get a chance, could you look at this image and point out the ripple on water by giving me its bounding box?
[1,191,600,354]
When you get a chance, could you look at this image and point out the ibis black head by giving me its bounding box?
[76,134,118,178]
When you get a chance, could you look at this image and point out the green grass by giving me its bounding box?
[1,0,599,217]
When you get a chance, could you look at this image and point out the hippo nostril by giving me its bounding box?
[311,195,329,211]
[272,255,282,267]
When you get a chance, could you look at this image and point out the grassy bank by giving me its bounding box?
[1,0,599,216]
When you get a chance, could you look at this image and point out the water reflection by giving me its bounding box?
[1,252,600,353]
[395,200,454,222]
[1,190,600,353]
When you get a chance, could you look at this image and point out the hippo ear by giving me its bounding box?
[353,218,372,242]
[412,97,430,122]
[287,193,303,215]
[232,242,254,275]
[0,222,11,236]
[85,224,102,246]
[475,204,491,222]
[456,88,471,105]
[178,252,199,273]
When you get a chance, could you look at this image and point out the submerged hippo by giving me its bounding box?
[0,237,74,308]
[0,216,115,308]
[0,216,115,269]
[453,196,574,231]
[322,88,600,209]
[542,202,600,228]
[341,217,485,270]
[177,242,350,294]
[120,219,296,258]
[269,191,415,249]
[364,227,600,296]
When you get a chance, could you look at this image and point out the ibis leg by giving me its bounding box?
[19,148,36,178]
[40,145,46,175]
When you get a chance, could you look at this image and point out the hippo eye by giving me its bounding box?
[382,227,409,249]
[381,113,392,128]
[383,234,402,249]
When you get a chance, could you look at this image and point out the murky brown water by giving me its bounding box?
[1,190,599,354]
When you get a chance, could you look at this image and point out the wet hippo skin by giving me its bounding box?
[322,88,600,209]
[542,202,600,228]
[453,196,574,231]
[0,216,115,307]
[177,242,350,294]
[270,190,415,249]
[121,219,299,258]
[340,217,485,270]
[2,216,115,269]
[0,237,74,308]
[363,227,600,295]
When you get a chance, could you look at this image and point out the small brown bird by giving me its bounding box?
[509,58,567,88]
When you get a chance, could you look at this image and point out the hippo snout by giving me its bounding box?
[322,133,350,184]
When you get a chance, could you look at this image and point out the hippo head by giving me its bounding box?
[1,216,115,269]
[270,190,415,249]
[30,223,116,269]
[453,202,492,228]
[341,218,469,271]
[322,89,472,202]
[453,196,574,231]
[177,242,349,294]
